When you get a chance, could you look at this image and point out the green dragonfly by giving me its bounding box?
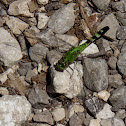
[54,26,109,72]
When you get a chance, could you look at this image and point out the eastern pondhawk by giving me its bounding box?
[54,26,109,72]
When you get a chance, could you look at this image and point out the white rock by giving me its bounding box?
[113,117,125,126]
[56,124,65,126]
[36,124,51,126]
[37,0,48,5]
[8,0,34,17]
[67,104,85,118]
[89,119,101,126]
[0,87,9,95]
[50,63,83,98]
[6,16,29,35]
[0,28,22,66]
[0,95,31,126]
[52,107,65,122]
[98,90,110,101]
[37,13,49,29]
[96,103,115,119]
[55,34,78,46]
[79,40,99,56]
[48,3,76,34]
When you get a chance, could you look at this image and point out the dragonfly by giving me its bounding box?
[54,26,109,72]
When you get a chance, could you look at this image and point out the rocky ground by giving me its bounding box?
[0,0,126,126]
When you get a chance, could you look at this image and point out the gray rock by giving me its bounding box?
[48,3,76,34]
[107,56,117,70]
[117,42,126,75]
[48,62,83,99]
[112,0,126,12]
[116,26,126,40]
[83,58,108,92]
[6,16,29,35]
[109,86,126,111]
[28,86,50,108]
[97,13,120,39]
[36,28,72,51]
[25,69,37,83]
[115,11,126,26]
[33,110,54,125]
[0,27,22,66]
[8,0,34,17]
[18,62,32,76]
[47,50,62,64]
[85,97,105,116]
[69,113,85,126]
[116,109,126,119]
[100,118,112,126]
[0,95,31,126]
[0,6,7,16]
[29,43,49,63]
[108,74,124,88]
[92,0,110,10]
[113,117,125,126]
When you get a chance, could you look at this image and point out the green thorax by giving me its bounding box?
[54,26,109,72]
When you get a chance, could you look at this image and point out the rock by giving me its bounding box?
[0,95,31,126]
[85,97,105,116]
[67,104,85,118]
[25,69,37,83]
[69,113,85,126]
[37,0,48,5]
[33,110,54,125]
[0,68,14,84]
[29,43,49,63]
[56,124,65,126]
[89,119,100,126]
[48,3,76,34]
[107,56,117,69]
[80,40,99,56]
[83,58,108,92]
[96,103,115,119]
[117,42,126,75]
[92,0,110,10]
[83,113,94,126]
[47,50,62,64]
[52,107,65,122]
[55,34,78,47]
[0,87,9,95]
[97,13,120,39]
[28,86,50,108]
[6,16,29,35]
[116,26,126,40]
[8,0,34,17]
[116,109,126,119]
[108,74,124,88]
[18,62,32,76]
[109,86,126,111]
[97,90,110,102]
[115,11,126,26]
[24,28,39,46]
[112,0,126,12]
[18,35,27,53]
[0,28,22,66]
[100,118,112,126]
[113,117,125,126]
[37,13,49,29]
[0,6,7,16]
[48,63,83,98]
